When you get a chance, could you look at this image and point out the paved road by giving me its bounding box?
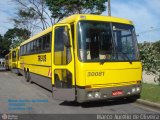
[0,70,159,116]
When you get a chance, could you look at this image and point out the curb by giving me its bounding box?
[136,99,160,110]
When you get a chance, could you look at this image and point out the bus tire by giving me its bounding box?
[26,69,31,82]
[24,68,27,79]
[29,73,33,84]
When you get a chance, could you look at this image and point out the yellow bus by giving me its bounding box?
[5,47,20,74]
[11,47,20,74]
[19,14,142,102]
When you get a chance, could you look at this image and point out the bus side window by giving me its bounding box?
[30,41,34,53]
[43,35,46,51]
[17,49,19,60]
[46,33,51,51]
[36,39,39,52]
[12,51,16,61]
[37,38,43,52]
[27,43,30,54]
[33,40,37,53]
[24,45,26,55]
[22,45,24,55]
[43,33,51,52]
[20,47,22,56]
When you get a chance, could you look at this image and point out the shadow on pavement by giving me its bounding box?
[59,99,135,108]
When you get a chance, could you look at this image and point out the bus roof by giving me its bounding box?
[20,14,133,46]
[59,14,133,25]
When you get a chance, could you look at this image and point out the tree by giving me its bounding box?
[0,34,11,57]
[13,7,40,35]
[45,0,108,23]
[153,40,160,53]
[153,40,160,66]
[12,0,53,35]
[4,27,31,49]
[139,42,160,85]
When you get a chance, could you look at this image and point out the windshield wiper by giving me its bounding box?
[99,52,132,65]
[118,52,132,64]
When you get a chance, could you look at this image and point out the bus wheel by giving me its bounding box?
[29,73,32,84]
[24,69,27,79]
[26,70,31,82]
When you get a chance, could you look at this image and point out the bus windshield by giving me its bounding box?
[78,21,139,62]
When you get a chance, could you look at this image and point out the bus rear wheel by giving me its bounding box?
[26,70,31,82]
[24,69,27,79]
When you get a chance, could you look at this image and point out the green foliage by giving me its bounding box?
[13,7,38,24]
[12,7,42,32]
[153,40,160,62]
[139,42,160,85]
[4,27,31,49]
[45,0,107,22]
[13,0,53,32]
[13,7,40,32]
[153,40,160,53]
[19,8,37,18]
[139,43,158,72]
[0,34,11,57]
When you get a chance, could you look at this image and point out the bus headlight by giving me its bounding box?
[132,87,136,93]
[87,92,94,99]
[94,92,101,98]
[87,91,101,99]
[136,87,140,92]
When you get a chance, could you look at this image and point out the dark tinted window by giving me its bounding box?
[33,40,37,53]
[39,38,43,52]
[12,51,16,59]
[20,32,52,55]
[30,41,34,53]
[24,45,27,55]
[5,55,8,60]
[43,33,51,51]
[20,46,22,55]
[54,26,72,65]
[27,43,30,54]
[55,27,64,51]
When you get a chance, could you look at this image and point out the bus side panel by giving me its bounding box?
[20,52,52,90]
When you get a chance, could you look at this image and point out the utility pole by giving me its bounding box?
[108,0,111,16]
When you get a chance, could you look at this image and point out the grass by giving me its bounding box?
[141,83,160,103]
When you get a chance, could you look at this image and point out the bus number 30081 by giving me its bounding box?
[88,72,105,77]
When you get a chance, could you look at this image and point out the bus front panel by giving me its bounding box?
[75,20,142,102]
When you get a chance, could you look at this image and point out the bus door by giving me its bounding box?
[52,24,75,101]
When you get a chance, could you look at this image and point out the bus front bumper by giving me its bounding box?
[76,84,141,103]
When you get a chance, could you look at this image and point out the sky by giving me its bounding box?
[0,0,160,43]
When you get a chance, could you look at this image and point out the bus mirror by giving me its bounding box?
[63,30,71,47]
